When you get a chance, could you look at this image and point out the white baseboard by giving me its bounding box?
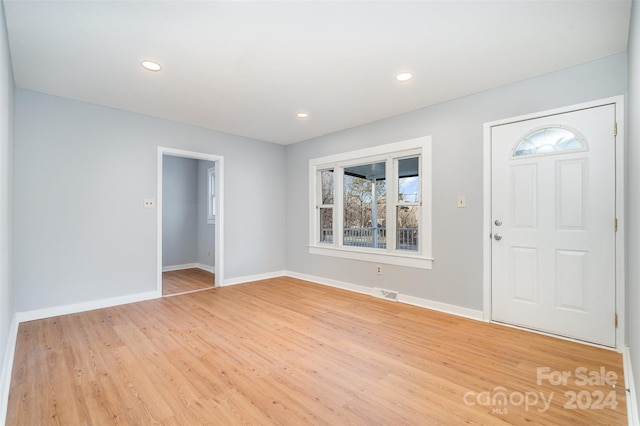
[623,346,639,426]
[284,271,484,321]
[0,314,18,426]
[197,264,215,273]
[162,263,215,273]
[162,263,198,272]
[285,271,371,295]
[399,294,484,321]
[222,270,286,287]
[15,291,160,323]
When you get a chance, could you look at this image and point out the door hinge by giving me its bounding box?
[614,122,618,137]
[615,314,618,328]
[614,218,618,232]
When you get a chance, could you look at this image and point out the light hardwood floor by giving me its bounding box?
[7,277,627,425]
[162,268,215,296]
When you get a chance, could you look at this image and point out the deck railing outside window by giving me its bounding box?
[320,227,418,251]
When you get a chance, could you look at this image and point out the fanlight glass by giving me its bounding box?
[513,127,585,157]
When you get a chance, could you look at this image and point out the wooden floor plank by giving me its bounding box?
[7,277,627,425]
[162,268,215,296]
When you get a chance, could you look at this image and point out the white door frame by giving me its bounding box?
[482,96,625,350]
[156,147,225,296]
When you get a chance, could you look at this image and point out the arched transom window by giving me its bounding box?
[513,126,587,157]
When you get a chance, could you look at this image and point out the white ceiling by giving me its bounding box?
[2,0,631,145]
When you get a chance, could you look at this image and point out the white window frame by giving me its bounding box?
[207,166,215,225]
[308,136,433,269]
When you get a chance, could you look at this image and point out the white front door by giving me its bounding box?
[491,104,617,347]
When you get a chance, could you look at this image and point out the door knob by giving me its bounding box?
[494,233,502,241]
[494,219,502,226]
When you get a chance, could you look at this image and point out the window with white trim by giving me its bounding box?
[309,137,433,269]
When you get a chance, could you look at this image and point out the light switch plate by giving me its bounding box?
[457,196,466,208]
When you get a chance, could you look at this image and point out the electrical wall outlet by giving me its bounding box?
[144,198,156,209]
[376,265,382,275]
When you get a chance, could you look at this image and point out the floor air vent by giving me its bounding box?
[372,287,399,302]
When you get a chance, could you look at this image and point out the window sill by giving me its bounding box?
[309,245,433,270]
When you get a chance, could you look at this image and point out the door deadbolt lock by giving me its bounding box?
[494,219,502,226]
[494,233,503,241]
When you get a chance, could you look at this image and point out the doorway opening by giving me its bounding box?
[157,147,224,297]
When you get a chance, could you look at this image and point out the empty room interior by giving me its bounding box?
[2,0,640,424]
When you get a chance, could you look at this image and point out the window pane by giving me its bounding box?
[321,169,334,205]
[320,208,333,243]
[398,157,420,203]
[344,162,386,249]
[513,127,585,157]
[376,179,387,248]
[397,205,418,251]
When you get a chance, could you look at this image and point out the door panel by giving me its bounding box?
[556,160,587,229]
[511,247,538,303]
[511,164,537,228]
[491,104,616,347]
[555,250,586,311]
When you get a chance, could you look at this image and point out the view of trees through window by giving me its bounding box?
[343,166,387,248]
[317,156,420,251]
[319,169,334,243]
[396,157,420,250]
[311,139,431,267]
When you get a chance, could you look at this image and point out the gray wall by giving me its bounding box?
[197,160,215,269]
[627,0,640,413]
[13,89,286,312]
[162,156,198,267]
[285,53,627,311]
[161,156,215,269]
[0,0,15,402]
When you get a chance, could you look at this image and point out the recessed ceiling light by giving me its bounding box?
[396,72,413,82]
[141,60,162,72]
[296,112,309,119]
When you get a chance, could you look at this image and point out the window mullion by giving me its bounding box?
[315,169,322,208]
[418,156,423,253]
[386,157,396,253]
[314,168,321,244]
[335,166,344,247]
[420,148,430,256]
